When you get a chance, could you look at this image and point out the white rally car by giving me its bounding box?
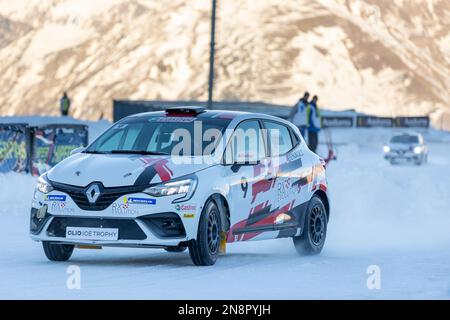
[30,107,330,265]
[383,132,428,165]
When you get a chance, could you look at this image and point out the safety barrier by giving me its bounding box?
[114,100,430,129]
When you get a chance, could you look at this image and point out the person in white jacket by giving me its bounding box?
[289,92,310,138]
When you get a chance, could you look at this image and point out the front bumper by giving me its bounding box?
[30,188,201,247]
[384,151,421,161]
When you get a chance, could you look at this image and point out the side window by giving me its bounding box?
[289,127,300,147]
[264,121,293,156]
[224,120,266,164]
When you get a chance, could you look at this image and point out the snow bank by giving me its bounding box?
[0,120,449,299]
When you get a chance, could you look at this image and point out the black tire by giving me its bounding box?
[42,241,74,261]
[164,245,187,253]
[293,196,327,255]
[188,200,221,266]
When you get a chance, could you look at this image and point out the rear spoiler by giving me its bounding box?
[165,106,206,115]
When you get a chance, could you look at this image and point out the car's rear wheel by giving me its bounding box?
[293,196,327,255]
[164,245,187,253]
[42,241,74,261]
[189,200,220,266]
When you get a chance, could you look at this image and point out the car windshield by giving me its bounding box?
[85,116,231,156]
[390,135,419,144]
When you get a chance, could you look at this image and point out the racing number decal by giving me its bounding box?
[240,177,248,198]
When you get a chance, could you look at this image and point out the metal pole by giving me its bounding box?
[207,0,217,109]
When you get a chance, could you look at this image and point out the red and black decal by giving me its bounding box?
[227,200,296,242]
[134,157,173,185]
[250,162,276,203]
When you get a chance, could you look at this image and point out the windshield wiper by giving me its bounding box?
[111,150,169,155]
[83,150,109,154]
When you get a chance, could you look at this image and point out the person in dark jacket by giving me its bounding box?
[60,92,71,116]
[288,92,309,138]
[306,95,321,152]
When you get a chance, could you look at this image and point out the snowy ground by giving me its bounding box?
[0,126,449,299]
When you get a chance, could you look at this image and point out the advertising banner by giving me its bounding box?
[395,117,429,128]
[356,116,394,128]
[31,124,88,176]
[0,123,31,173]
[322,116,354,128]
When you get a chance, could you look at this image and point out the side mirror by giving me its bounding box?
[70,146,86,156]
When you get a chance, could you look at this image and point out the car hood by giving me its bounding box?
[47,153,214,187]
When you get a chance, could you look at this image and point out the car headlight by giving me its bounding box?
[383,145,390,153]
[413,146,422,154]
[143,175,198,203]
[36,173,54,194]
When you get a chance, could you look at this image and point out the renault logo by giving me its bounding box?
[86,184,101,204]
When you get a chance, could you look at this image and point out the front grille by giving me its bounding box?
[47,217,147,240]
[51,181,145,211]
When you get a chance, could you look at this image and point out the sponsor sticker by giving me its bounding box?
[277,178,299,202]
[175,203,197,211]
[49,202,75,214]
[124,197,156,205]
[287,149,303,162]
[111,203,138,215]
[45,195,67,202]
[148,117,195,123]
[66,227,119,241]
[113,124,128,130]
[183,213,195,218]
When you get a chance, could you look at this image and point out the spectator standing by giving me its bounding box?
[289,92,310,138]
[306,95,321,152]
[60,92,71,116]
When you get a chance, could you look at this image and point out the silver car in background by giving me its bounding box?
[383,133,428,165]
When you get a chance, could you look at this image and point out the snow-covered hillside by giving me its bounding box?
[0,121,449,299]
[0,0,449,129]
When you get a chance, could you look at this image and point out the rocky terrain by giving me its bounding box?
[0,0,449,128]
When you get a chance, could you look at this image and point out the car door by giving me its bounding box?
[224,119,276,242]
[262,120,313,237]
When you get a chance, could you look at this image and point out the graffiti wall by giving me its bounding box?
[30,125,88,176]
[0,124,31,173]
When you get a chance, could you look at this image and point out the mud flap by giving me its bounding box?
[76,245,102,250]
[219,231,227,254]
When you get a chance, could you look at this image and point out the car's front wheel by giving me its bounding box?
[293,195,327,255]
[42,241,74,261]
[188,200,221,266]
[415,156,424,165]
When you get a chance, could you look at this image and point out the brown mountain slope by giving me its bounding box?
[0,0,448,128]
